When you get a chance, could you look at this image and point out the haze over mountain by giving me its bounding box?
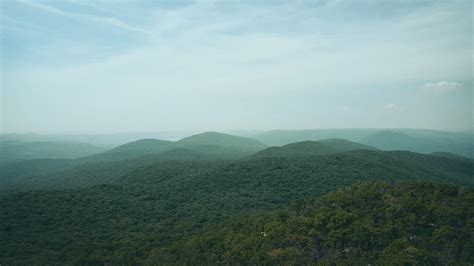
[0,140,106,166]
[0,132,197,148]
[2,141,473,263]
[1,129,472,190]
[0,132,268,189]
[177,132,267,152]
[2,1,472,133]
[1,129,473,264]
[1,0,473,264]
[249,139,377,159]
[1,131,472,191]
[84,132,268,162]
[252,129,474,158]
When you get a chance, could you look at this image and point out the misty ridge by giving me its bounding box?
[1,128,473,264]
[1,0,473,265]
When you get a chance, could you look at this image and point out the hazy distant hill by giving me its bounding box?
[0,140,106,166]
[253,129,378,146]
[4,144,473,191]
[0,147,240,190]
[80,132,268,162]
[3,148,231,190]
[176,132,268,152]
[119,150,473,190]
[359,130,474,158]
[87,139,175,161]
[0,132,197,148]
[3,133,473,190]
[253,128,474,158]
[0,159,80,189]
[429,152,471,160]
[0,132,267,189]
[107,139,174,154]
[1,148,472,264]
[4,129,471,159]
[249,139,377,158]
[360,131,438,151]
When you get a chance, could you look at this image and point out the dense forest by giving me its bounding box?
[150,181,474,265]
[0,132,473,264]
[3,0,473,263]
[1,181,472,264]
[253,129,474,158]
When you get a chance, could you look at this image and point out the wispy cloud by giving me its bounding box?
[17,0,148,34]
[2,1,473,132]
[384,104,404,113]
[421,81,463,95]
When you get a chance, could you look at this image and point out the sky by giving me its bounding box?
[1,0,472,134]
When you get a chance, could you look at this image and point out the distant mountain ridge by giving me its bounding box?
[107,139,174,154]
[252,128,473,158]
[2,139,472,190]
[0,132,269,188]
[3,128,471,159]
[0,140,106,166]
[359,130,473,157]
[1,132,473,264]
[0,131,197,148]
[249,139,377,159]
[2,130,473,190]
[90,132,268,161]
[177,131,267,152]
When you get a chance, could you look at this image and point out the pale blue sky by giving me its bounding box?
[1,0,472,133]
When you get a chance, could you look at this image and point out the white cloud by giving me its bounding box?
[384,104,403,112]
[341,106,351,112]
[3,1,473,132]
[17,0,148,34]
[421,81,463,94]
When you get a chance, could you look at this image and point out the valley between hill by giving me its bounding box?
[0,131,473,264]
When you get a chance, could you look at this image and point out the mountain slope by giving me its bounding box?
[153,181,473,265]
[0,148,473,264]
[0,148,231,190]
[78,132,267,162]
[249,139,377,158]
[360,131,474,157]
[360,131,437,152]
[0,132,269,189]
[1,153,472,264]
[177,132,267,152]
[0,141,106,166]
[85,139,175,161]
[430,152,470,160]
[254,129,377,146]
[317,138,378,151]
[106,139,174,154]
[0,132,197,148]
[253,128,474,158]
[0,159,80,189]
[3,143,472,190]
[120,150,474,192]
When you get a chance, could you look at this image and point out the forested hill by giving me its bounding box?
[0,140,106,166]
[2,146,473,190]
[0,134,473,264]
[81,131,268,162]
[1,181,472,264]
[105,139,174,154]
[176,131,268,152]
[151,181,474,265]
[249,139,377,158]
[252,129,474,158]
[0,132,268,189]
